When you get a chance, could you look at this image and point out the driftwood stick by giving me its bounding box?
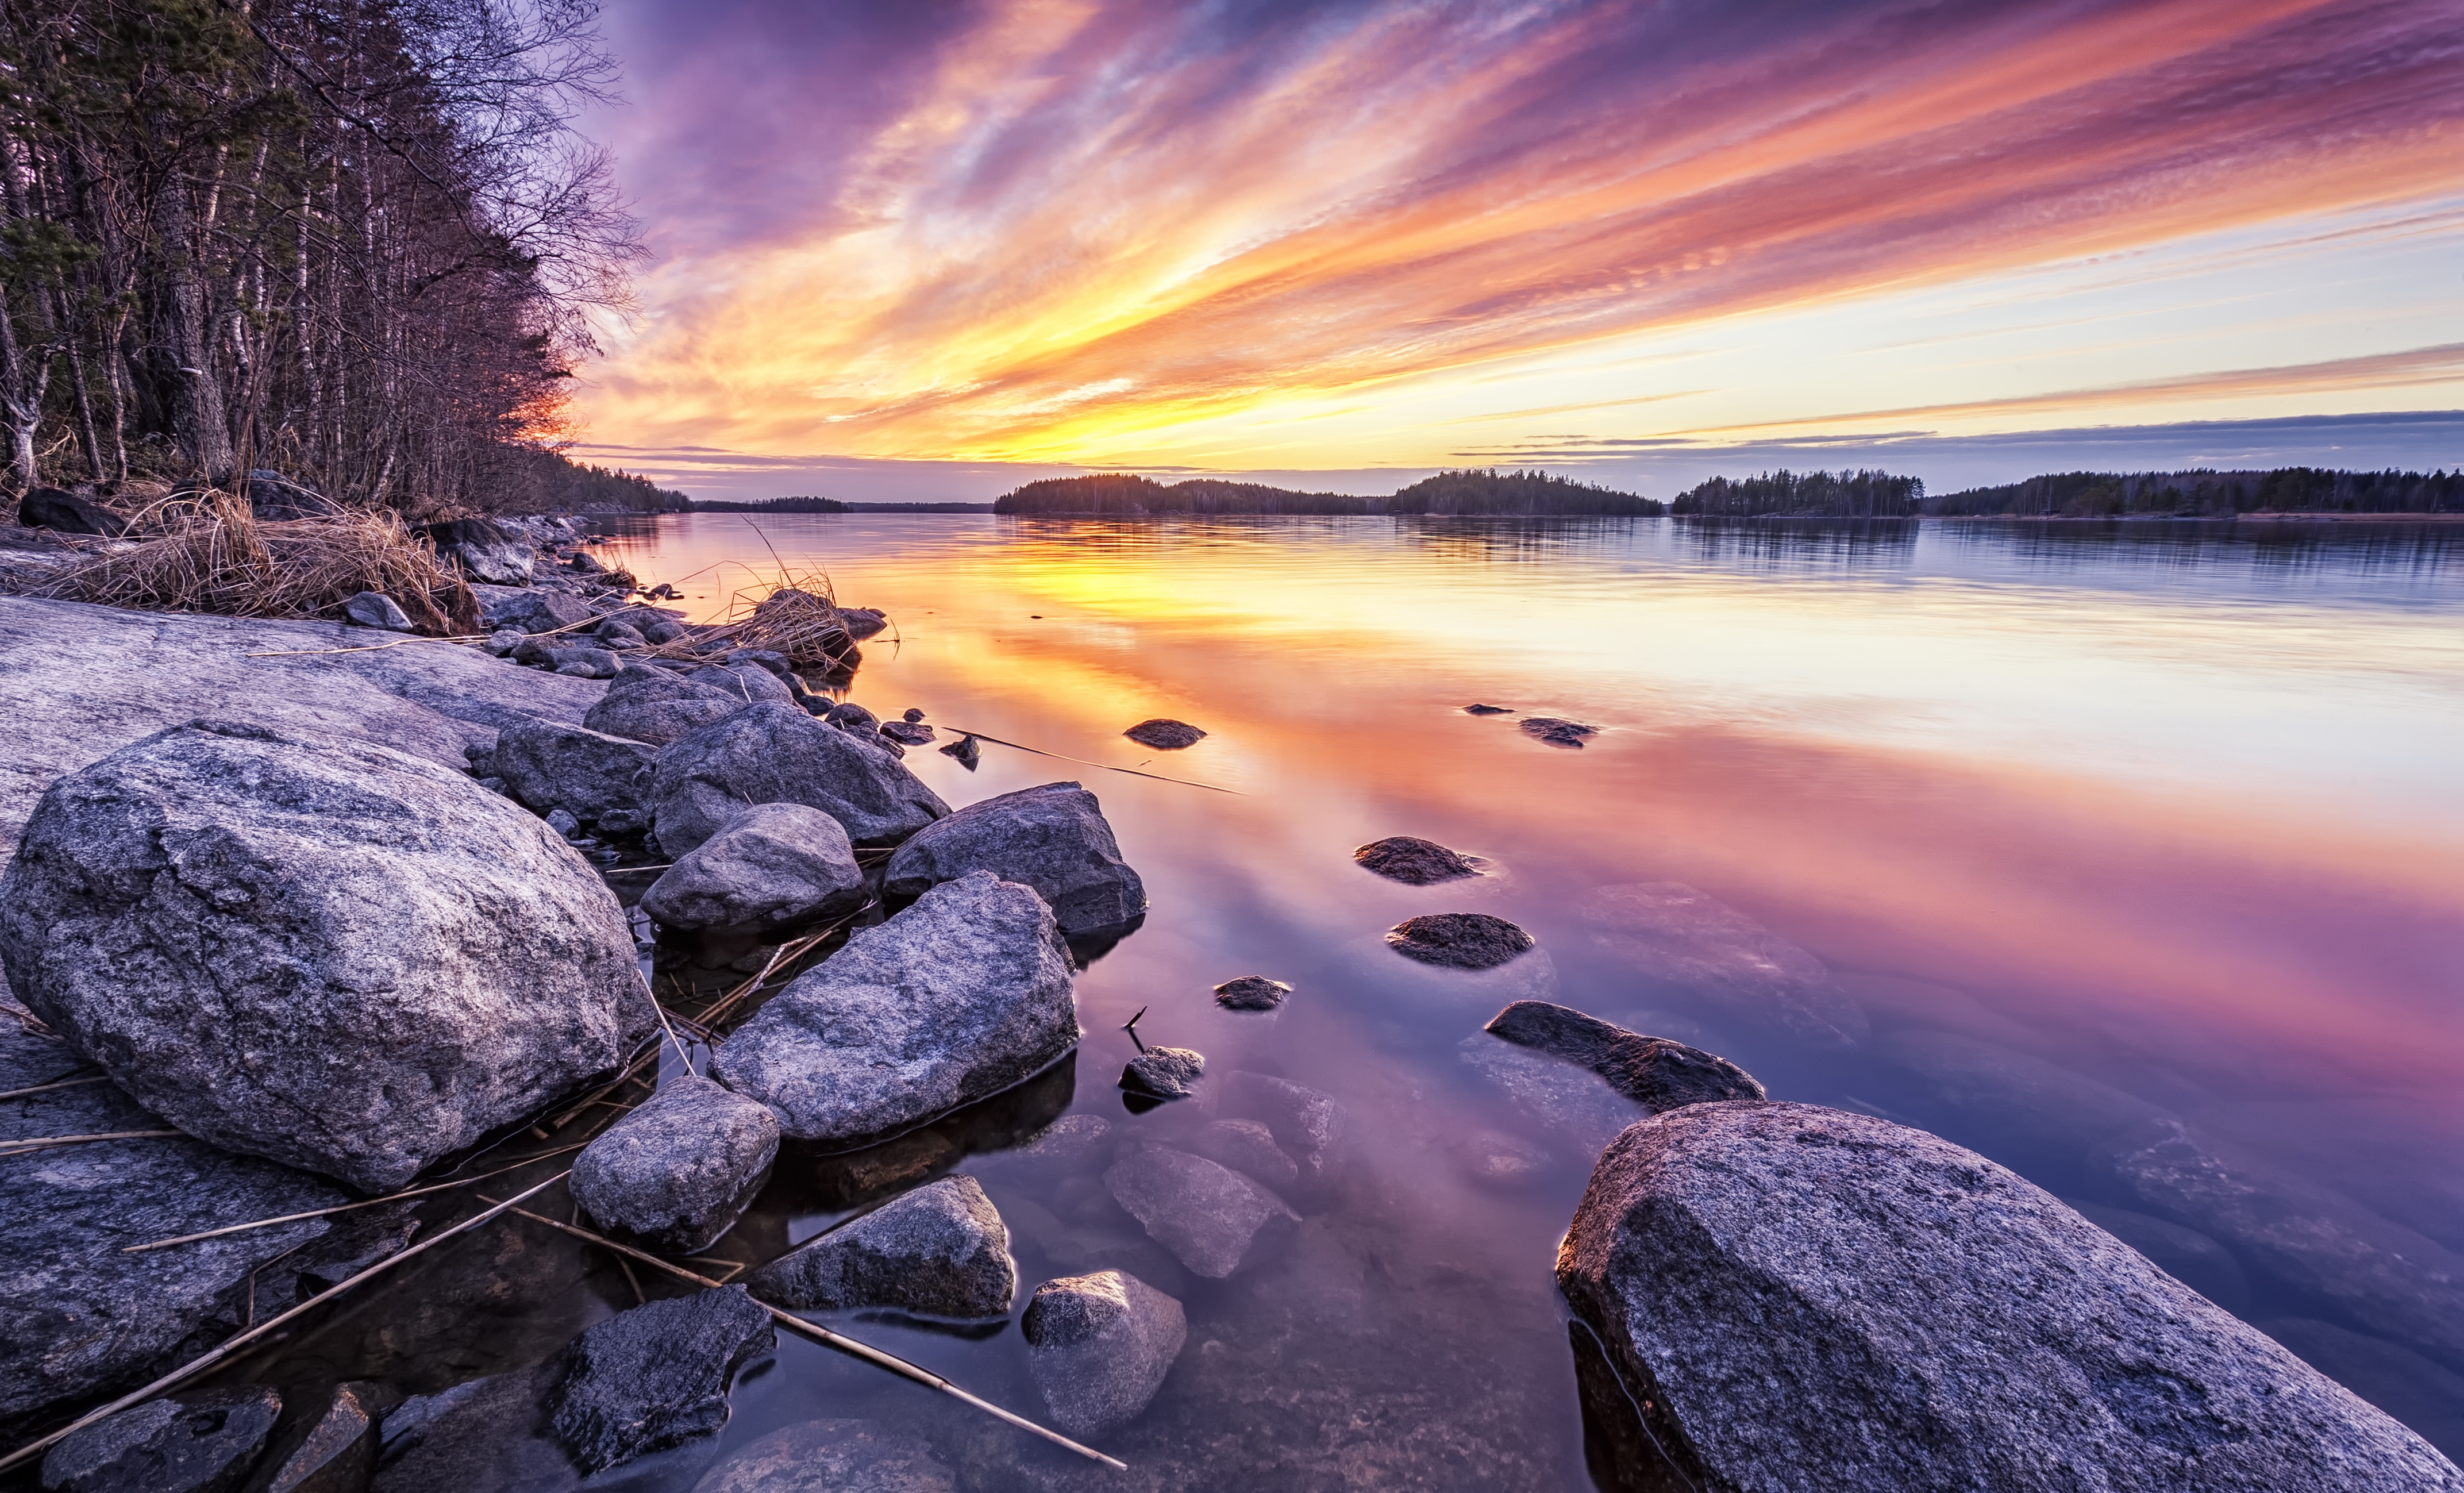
[243,633,490,657]
[0,1073,107,1102]
[121,1144,586,1253]
[941,728,1241,794]
[0,1173,567,1478]
[0,1129,181,1156]
[493,1203,1127,1471]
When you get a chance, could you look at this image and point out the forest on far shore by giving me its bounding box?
[1671,467,2464,518]
[992,469,1661,515]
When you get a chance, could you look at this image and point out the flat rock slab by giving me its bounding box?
[1105,1148,1296,1278]
[0,720,652,1191]
[1122,719,1205,749]
[1353,836,1481,885]
[1121,1047,1206,1101]
[881,781,1145,934]
[640,802,869,935]
[549,1287,776,1475]
[1023,1269,1188,1436]
[41,1385,282,1493]
[572,1075,780,1255]
[711,872,1079,1146]
[690,1419,956,1493]
[1386,913,1534,970]
[1484,1000,1765,1113]
[745,1175,1015,1319]
[648,703,949,856]
[1212,976,1291,1011]
[1558,1100,2464,1492]
[1576,882,1869,1048]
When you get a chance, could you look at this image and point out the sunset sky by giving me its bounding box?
[569,0,2464,501]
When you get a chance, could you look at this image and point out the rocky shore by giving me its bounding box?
[0,511,2458,1490]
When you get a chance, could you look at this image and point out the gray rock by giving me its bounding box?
[710,871,1076,1144]
[1022,1269,1187,1436]
[1558,1101,2464,1492]
[1121,1046,1205,1101]
[688,663,792,706]
[41,1386,283,1493]
[421,518,534,584]
[938,734,981,769]
[544,807,582,839]
[549,1287,775,1475]
[18,487,129,537]
[2096,1118,2464,1370]
[1462,702,1512,715]
[881,782,1144,934]
[482,629,525,656]
[492,714,656,824]
[1212,975,1291,1011]
[232,470,340,520]
[1577,882,1869,1048]
[473,586,592,635]
[1216,1071,1342,1188]
[374,1364,577,1493]
[1385,912,1533,970]
[595,621,646,648]
[1010,1114,1114,1168]
[1518,717,1596,746]
[745,1175,1015,1319]
[640,803,868,934]
[1122,718,1205,749]
[242,1382,377,1493]
[342,591,415,631]
[2069,1200,2252,1314]
[879,721,934,746]
[837,608,890,641]
[1483,1000,1764,1112]
[0,719,653,1191]
[584,675,751,748]
[1104,1148,1296,1278]
[548,648,620,680]
[1353,836,1480,885]
[2260,1319,2464,1464]
[1456,1036,1640,1154]
[648,703,949,857]
[572,1076,780,1255]
[691,1419,954,1493]
[822,701,880,734]
[1187,1118,1299,1192]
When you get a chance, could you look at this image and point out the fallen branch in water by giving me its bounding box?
[121,1144,586,1253]
[0,1172,567,1478]
[495,1203,1126,1471]
[941,728,1241,794]
[0,1129,180,1156]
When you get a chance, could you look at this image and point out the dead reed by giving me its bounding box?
[36,489,478,634]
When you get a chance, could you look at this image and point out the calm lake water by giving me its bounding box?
[263,515,2464,1487]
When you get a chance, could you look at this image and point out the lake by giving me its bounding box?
[274,514,2464,1487]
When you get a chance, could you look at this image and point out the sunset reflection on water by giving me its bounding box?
[587,512,2464,1475]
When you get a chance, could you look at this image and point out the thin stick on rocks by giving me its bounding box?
[494,1203,1128,1471]
[0,1129,181,1156]
[0,1073,107,1102]
[0,1172,568,1478]
[121,1145,587,1253]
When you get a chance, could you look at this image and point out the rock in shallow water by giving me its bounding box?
[639,802,869,934]
[1211,975,1291,1011]
[648,702,948,856]
[1121,1046,1206,1101]
[248,1382,378,1493]
[711,872,1078,1146]
[1385,912,1534,970]
[1353,835,1481,885]
[0,719,652,1192]
[881,782,1144,934]
[584,674,751,748]
[1187,1118,1299,1192]
[1577,881,1868,1048]
[691,1419,954,1493]
[1022,1269,1187,1436]
[491,714,656,825]
[1518,717,1596,746]
[745,1175,1015,1319]
[1122,718,1205,749]
[1483,1000,1764,1113]
[1104,1148,1296,1278]
[41,1385,283,1493]
[1558,1100,2464,1492]
[572,1075,779,1254]
[549,1287,775,1475]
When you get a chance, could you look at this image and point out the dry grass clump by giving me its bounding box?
[37,489,477,634]
[637,568,860,671]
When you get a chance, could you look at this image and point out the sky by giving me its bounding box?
[567,0,2464,502]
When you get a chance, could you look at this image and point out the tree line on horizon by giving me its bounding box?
[1664,466,2464,518]
[992,468,1664,516]
[0,0,652,514]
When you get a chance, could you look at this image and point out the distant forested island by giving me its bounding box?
[993,469,1661,515]
[1670,467,2464,518]
[676,496,852,513]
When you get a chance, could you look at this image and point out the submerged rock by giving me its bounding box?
[639,803,869,935]
[1518,717,1596,746]
[342,591,415,631]
[491,715,656,825]
[1483,1001,1765,1113]
[373,1365,573,1493]
[1122,718,1206,750]
[1187,1119,1300,1193]
[246,1382,378,1493]
[0,719,652,1192]
[1215,1071,1343,1189]
[1022,1269,1187,1436]
[1104,1148,1296,1278]
[745,1175,1015,1320]
[1212,975,1291,1011]
[648,703,949,856]
[41,1386,283,1493]
[881,782,1145,934]
[584,674,751,748]
[690,1419,954,1493]
[1353,836,1481,885]
[572,1076,780,1255]
[1121,1046,1206,1101]
[1558,1101,2463,1492]
[710,872,1077,1145]
[1457,1036,1641,1155]
[1461,703,1512,715]
[549,1287,775,1475]
[1385,912,1534,970]
[1577,882,1868,1048]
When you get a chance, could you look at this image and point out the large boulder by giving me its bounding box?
[472,586,593,635]
[1557,1101,2463,1492]
[639,803,869,934]
[39,1386,282,1493]
[745,1175,1016,1319]
[421,518,534,585]
[571,1075,779,1255]
[584,673,751,748]
[709,872,1077,1145]
[549,1287,776,1475]
[1576,882,1868,1048]
[1483,1001,1764,1113]
[17,486,128,537]
[0,719,654,1192]
[1022,1269,1187,1436]
[647,703,949,857]
[881,782,1145,933]
[490,715,656,825]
